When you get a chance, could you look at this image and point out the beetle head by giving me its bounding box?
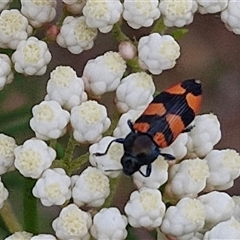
[121,154,141,176]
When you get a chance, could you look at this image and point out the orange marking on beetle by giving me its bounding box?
[153,132,168,148]
[134,122,150,133]
[166,114,185,139]
[143,103,166,116]
[165,83,186,95]
[186,93,202,114]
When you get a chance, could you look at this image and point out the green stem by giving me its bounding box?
[112,22,130,42]
[62,133,78,166]
[126,58,143,73]
[0,201,22,233]
[152,18,168,34]
[69,152,90,175]
[23,178,38,234]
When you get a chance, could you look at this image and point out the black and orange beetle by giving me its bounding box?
[95,79,202,177]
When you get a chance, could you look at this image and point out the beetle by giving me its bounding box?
[94,79,202,177]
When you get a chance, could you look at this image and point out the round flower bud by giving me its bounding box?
[82,52,126,96]
[62,0,86,15]
[196,0,228,14]
[124,188,166,229]
[30,234,56,240]
[14,138,56,179]
[186,114,221,159]
[52,204,92,240]
[12,36,52,76]
[205,149,240,191]
[115,72,155,113]
[159,0,198,27]
[0,9,32,49]
[89,136,123,178]
[123,0,160,29]
[72,167,110,207]
[138,33,180,75]
[0,134,17,175]
[161,198,205,239]
[70,100,111,143]
[30,100,70,140]
[83,0,123,33]
[0,54,14,90]
[56,16,98,54]
[4,232,33,240]
[45,66,87,110]
[198,191,235,230]
[20,0,57,28]
[118,41,137,60]
[32,168,71,207]
[91,207,128,240]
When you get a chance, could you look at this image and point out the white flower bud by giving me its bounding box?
[198,191,235,230]
[232,196,240,223]
[83,0,123,33]
[221,0,240,35]
[91,207,128,240]
[82,52,126,96]
[0,9,32,49]
[20,0,57,28]
[70,100,111,143]
[165,158,209,200]
[196,0,228,14]
[159,0,198,27]
[0,177,8,209]
[161,198,205,238]
[205,149,240,191]
[124,188,166,229]
[89,136,123,178]
[14,138,56,179]
[0,134,17,175]
[56,16,98,54]
[12,37,52,76]
[123,0,160,29]
[118,41,137,60]
[52,204,92,240]
[32,168,71,207]
[62,0,86,15]
[115,72,155,113]
[72,167,110,207]
[45,66,87,110]
[186,114,221,158]
[0,54,14,90]
[30,100,70,140]
[4,232,33,240]
[133,156,168,189]
[138,33,180,75]
[30,234,56,240]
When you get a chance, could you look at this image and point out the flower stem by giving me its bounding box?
[112,22,130,42]
[152,18,168,34]
[63,133,78,166]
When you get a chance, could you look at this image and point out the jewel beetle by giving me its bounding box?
[95,79,202,177]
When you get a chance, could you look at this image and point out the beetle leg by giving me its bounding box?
[160,152,175,160]
[127,119,135,131]
[94,138,125,156]
[139,164,152,177]
[182,125,194,133]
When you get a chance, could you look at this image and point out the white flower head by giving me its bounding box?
[205,149,240,191]
[56,16,98,54]
[12,36,52,76]
[232,196,240,223]
[161,198,205,238]
[20,0,57,28]
[221,0,240,35]
[0,134,17,175]
[165,158,209,200]
[63,0,86,15]
[0,0,12,12]
[203,217,240,239]
[82,51,126,96]
[30,100,70,140]
[14,138,56,178]
[52,203,92,240]
[70,100,111,143]
[198,191,235,230]
[159,0,198,27]
[83,0,123,33]
[115,72,155,113]
[123,0,160,29]
[0,9,33,49]
[186,113,221,159]
[196,0,228,14]
[124,188,166,229]
[133,156,169,189]
[138,33,180,75]
[4,232,33,240]
[113,109,143,138]
[91,207,128,240]
[30,234,56,240]
[0,177,8,209]
[0,54,13,90]
[89,136,123,178]
[45,66,87,110]
[32,168,71,207]
[72,167,110,207]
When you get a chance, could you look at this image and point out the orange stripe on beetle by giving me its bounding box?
[166,114,185,139]
[133,122,150,132]
[143,103,167,116]
[186,93,202,114]
[165,83,186,95]
[153,132,168,148]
